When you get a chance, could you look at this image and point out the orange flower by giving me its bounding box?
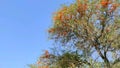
[106,28,110,32]
[48,28,55,33]
[45,50,50,58]
[53,11,63,20]
[101,0,109,7]
[77,3,87,13]
[63,31,67,36]
[84,4,87,10]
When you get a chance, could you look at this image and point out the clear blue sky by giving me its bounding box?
[0,0,74,68]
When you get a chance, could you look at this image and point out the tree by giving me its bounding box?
[29,50,51,68]
[29,48,104,68]
[54,51,93,68]
[48,0,120,68]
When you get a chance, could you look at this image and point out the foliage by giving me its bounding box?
[48,0,120,68]
[54,51,87,68]
[28,50,50,68]
[28,64,38,68]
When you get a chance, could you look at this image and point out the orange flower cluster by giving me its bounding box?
[101,0,109,7]
[77,3,87,12]
[63,14,72,21]
[58,25,70,36]
[53,6,68,21]
[106,28,110,32]
[48,28,55,33]
[44,50,50,58]
[77,3,87,17]
[53,12,62,20]
[37,51,50,68]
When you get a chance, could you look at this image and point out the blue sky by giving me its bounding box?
[0,0,73,68]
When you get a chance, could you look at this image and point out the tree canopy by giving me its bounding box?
[48,0,120,68]
[28,0,120,68]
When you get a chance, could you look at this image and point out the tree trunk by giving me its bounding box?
[94,45,111,68]
[104,59,111,68]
